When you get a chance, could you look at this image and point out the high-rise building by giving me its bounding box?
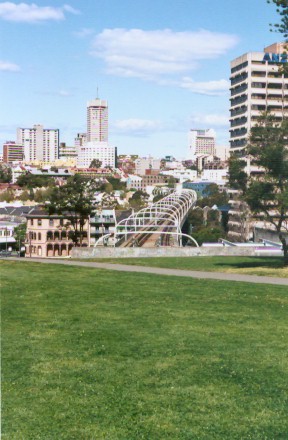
[3,141,24,163]
[17,124,59,162]
[229,42,288,154]
[74,132,87,148]
[87,98,108,143]
[188,129,216,159]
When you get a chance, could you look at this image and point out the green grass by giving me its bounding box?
[2,260,288,439]
[78,256,288,278]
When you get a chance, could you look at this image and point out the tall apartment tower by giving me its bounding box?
[229,42,288,154]
[17,124,59,162]
[87,98,108,143]
[188,129,216,159]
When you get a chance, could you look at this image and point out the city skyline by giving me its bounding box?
[0,0,282,158]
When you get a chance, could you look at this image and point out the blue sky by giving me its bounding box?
[0,0,282,158]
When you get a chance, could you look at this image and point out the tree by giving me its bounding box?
[46,174,98,246]
[89,159,102,168]
[16,173,55,189]
[14,223,26,251]
[0,165,12,183]
[268,0,288,39]
[229,112,288,264]
[0,189,15,202]
[198,183,229,208]
[129,190,149,210]
[268,0,288,74]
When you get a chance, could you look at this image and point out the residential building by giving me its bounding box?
[229,42,288,153]
[90,209,116,246]
[59,143,77,160]
[25,208,89,258]
[17,124,59,163]
[76,142,116,168]
[74,132,87,148]
[87,98,108,143]
[135,157,161,175]
[3,142,24,163]
[188,129,216,159]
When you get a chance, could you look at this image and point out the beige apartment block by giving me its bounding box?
[25,209,89,258]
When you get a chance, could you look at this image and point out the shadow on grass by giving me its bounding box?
[215,257,285,269]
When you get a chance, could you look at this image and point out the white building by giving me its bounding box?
[87,98,108,143]
[134,157,161,175]
[188,129,216,159]
[74,132,87,148]
[17,124,59,163]
[77,142,116,169]
[201,169,228,181]
[230,42,288,153]
[161,169,197,183]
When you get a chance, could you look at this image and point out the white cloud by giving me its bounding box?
[189,113,229,127]
[90,28,239,80]
[0,60,20,71]
[58,90,72,97]
[74,27,94,38]
[0,2,79,23]
[112,118,163,137]
[180,78,230,95]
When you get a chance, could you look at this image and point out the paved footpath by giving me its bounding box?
[6,257,288,286]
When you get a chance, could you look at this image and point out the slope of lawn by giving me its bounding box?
[2,260,288,439]
[78,256,288,278]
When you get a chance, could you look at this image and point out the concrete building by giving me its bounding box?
[134,157,161,175]
[229,42,288,153]
[59,143,77,160]
[25,208,89,258]
[76,142,116,169]
[74,132,87,148]
[17,124,59,163]
[87,98,108,143]
[188,129,216,159]
[3,142,24,163]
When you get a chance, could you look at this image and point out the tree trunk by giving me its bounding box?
[279,232,288,267]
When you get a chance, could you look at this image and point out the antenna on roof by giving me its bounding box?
[96,86,99,99]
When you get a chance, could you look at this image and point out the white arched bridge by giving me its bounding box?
[94,189,198,248]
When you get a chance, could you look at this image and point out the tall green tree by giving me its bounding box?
[46,174,98,246]
[268,0,288,38]
[229,112,288,264]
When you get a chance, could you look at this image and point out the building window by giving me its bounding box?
[38,233,41,240]
[38,219,42,226]
[49,219,54,227]
[31,219,34,226]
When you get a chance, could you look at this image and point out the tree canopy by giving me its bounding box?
[229,112,288,264]
[268,0,288,38]
[46,174,98,246]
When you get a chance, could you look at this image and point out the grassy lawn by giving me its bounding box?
[2,260,288,439]
[78,256,288,278]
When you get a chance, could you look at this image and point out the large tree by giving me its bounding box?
[229,112,288,264]
[268,0,288,39]
[46,174,98,246]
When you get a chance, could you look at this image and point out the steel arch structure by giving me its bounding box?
[94,189,198,247]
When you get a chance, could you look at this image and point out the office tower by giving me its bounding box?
[17,124,59,162]
[229,42,288,154]
[188,129,216,159]
[3,141,24,163]
[87,98,108,143]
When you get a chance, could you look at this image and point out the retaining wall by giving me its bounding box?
[71,246,283,259]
